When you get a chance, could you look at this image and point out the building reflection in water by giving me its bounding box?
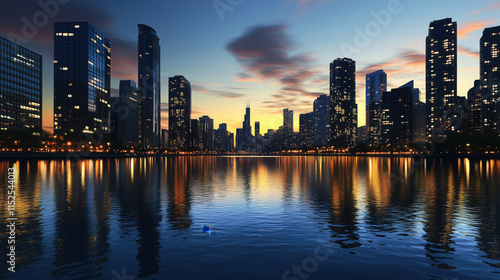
[0,156,499,278]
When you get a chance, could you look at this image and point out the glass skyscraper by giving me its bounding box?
[366,70,387,146]
[330,58,357,148]
[313,94,330,147]
[426,18,457,139]
[138,24,161,149]
[0,36,42,134]
[168,75,191,151]
[112,80,139,146]
[53,22,111,140]
[480,25,500,133]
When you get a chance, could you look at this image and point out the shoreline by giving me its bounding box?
[0,152,497,160]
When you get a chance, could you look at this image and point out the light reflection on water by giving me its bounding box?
[0,156,499,280]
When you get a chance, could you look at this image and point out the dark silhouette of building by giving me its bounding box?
[0,36,42,134]
[168,75,191,151]
[283,108,293,130]
[381,84,413,147]
[313,95,330,147]
[480,25,500,134]
[299,112,314,148]
[237,106,254,151]
[138,24,161,149]
[190,119,201,150]
[330,58,357,148]
[110,80,139,146]
[199,115,214,151]
[53,22,110,140]
[255,121,260,137]
[215,123,233,152]
[467,80,488,134]
[426,18,458,140]
[366,70,387,146]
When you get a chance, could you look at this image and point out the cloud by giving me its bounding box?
[0,0,136,82]
[0,0,115,50]
[109,36,137,81]
[470,3,500,15]
[358,50,425,79]
[192,83,245,99]
[226,24,324,110]
[458,20,496,39]
[458,46,479,58]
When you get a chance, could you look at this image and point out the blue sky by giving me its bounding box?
[1,0,499,134]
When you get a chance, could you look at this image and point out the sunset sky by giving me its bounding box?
[1,0,499,135]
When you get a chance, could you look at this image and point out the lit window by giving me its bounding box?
[75,106,80,109]
[75,25,80,28]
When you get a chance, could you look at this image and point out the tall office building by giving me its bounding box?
[283,109,293,130]
[255,121,260,137]
[480,25,500,133]
[111,80,139,145]
[313,95,330,147]
[169,75,191,151]
[330,58,357,148]
[381,84,413,147]
[138,24,161,149]
[467,80,485,134]
[0,36,42,134]
[53,22,111,140]
[426,18,457,139]
[199,115,214,151]
[215,123,233,153]
[366,70,387,146]
[190,119,201,150]
[299,112,314,148]
[243,106,251,135]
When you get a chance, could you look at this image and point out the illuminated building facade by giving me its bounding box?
[0,36,42,134]
[169,75,191,151]
[366,70,387,146]
[53,22,111,140]
[138,24,161,149]
[426,18,457,139]
[330,57,357,148]
[480,25,500,134]
[313,94,330,147]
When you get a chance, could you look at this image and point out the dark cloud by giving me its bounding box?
[0,0,136,82]
[227,24,323,110]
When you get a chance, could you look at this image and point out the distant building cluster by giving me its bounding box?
[0,18,499,153]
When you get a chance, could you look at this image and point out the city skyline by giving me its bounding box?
[1,0,498,136]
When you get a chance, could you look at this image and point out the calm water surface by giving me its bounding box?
[0,156,499,280]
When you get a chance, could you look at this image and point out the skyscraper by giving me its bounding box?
[138,24,161,149]
[54,22,110,140]
[381,84,413,147]
[480,25,500,133]
[199,115,214,151]
[255,121,260,137]
[243,106,251,135]
[169,75,191,151]
[467,80,485,134]
[426,18,458,140]
[313,95,330,147]
[110,80,139,146]
[0,36,42,134]
[237,106,254,151]
[330,58,357,148]
[299,112,314,148]
[283,109,293,130]
[366,70,387,146]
